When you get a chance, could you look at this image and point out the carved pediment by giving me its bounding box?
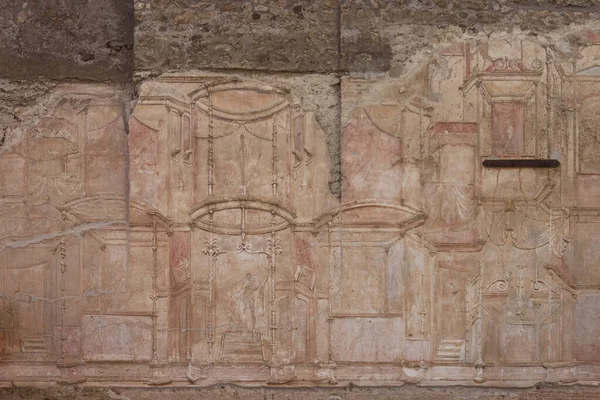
[576,65,600,76]
[317,200,426,231]
[61,194,126,223]
[190,197,295,235]
[191,81,292,122]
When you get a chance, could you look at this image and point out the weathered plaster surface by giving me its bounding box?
[1,0,600,398]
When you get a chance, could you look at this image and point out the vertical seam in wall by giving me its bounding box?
[336,0,342,74]
[336,0,342,200]
[122,89,132,308]
[124,0,135,319]
[336,0,344,343]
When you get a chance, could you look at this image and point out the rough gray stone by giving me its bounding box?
[2,384,600,400]
[0,0,133,82]
[340,0,600,72]
[134,0,339,73]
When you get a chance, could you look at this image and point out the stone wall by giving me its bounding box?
[1,0,600,397]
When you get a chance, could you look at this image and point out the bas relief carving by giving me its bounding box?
[1,31,600,387]
[0,85,129,375]
[128,77,336,384]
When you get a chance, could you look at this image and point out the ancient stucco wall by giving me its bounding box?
[2,1,600,398]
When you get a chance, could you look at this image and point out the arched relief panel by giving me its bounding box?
[24,117,83,205]
[177,80,335,226]
[0,85,128,366]
[343,104,412,204]
[338,81,433,365]
[131,93,193,219]
[323,215,406,364]
[340,99,431,279]
[316,198,429,363]
[342,105,403,203]
[190,200,294,236]
[0,86,128,246]
[191,83,295,208]
[319,200,426,323]
[132,77,335,372]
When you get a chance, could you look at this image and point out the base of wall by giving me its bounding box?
[1,383,600,400]
[1,361,599,388]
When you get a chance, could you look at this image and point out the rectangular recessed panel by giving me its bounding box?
[491,102,525,156]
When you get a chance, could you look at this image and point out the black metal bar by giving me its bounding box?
[482,159,560,168]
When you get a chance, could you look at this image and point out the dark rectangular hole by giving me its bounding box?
[482,159,560,168]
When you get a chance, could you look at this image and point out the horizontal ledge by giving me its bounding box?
[483,159,560,168]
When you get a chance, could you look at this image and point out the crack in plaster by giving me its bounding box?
[0,221,124,253]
